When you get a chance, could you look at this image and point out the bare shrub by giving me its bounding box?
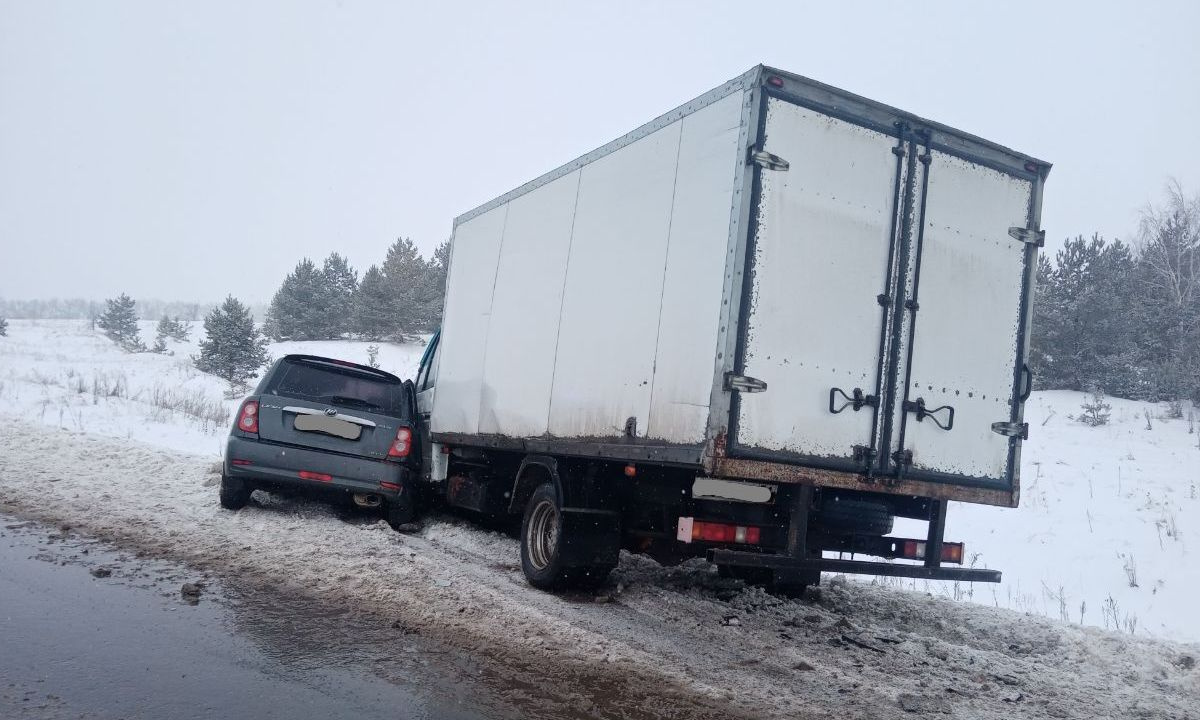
[148,384,230,432]
[1167,399,1185,419]
[1121,554,1138,587]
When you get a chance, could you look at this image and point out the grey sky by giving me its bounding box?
[2,0,1198,303]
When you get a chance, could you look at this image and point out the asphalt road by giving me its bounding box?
[0,516,497,720]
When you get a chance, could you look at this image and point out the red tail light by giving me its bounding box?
[299,470,332,482]
[236,400,259,434]
[677,518,762,545]
[387,427,413,459]
[898,539,965,564]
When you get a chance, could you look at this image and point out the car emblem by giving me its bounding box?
[324,408,338,417]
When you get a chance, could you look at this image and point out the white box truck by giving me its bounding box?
[413,65,1049,592]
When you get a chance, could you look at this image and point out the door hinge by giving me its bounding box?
[725,372,768,393]
[991,421,1029,440]
[853,444,878,481]
[748,148,790,171]
[1008,226,1046,247]
[829,387,878,414]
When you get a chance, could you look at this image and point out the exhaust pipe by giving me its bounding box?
[352,493,382,508]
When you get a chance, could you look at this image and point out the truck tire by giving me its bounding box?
[813,498,893,535]
[520,483,570,589]
[519,483,615,590]
[219,475,252,510]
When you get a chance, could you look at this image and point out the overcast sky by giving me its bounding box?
[2,0,1198,303]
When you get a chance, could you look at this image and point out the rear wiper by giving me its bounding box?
[326,395,382,412]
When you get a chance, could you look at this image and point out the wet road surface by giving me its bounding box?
[0,517,498,720]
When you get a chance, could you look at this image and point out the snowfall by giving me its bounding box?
[0,319,1197,719]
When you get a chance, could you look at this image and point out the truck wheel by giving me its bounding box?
[813,498,893,535]
[219,475,252,510]
[520,483,569,589]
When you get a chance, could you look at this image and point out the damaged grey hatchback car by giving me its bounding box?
[220,354,419,530]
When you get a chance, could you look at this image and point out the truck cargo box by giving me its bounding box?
[428,65,1049,509]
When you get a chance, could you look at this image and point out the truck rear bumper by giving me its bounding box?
[708,549,1002,583]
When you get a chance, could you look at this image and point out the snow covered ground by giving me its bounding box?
[1,320,1195,640]
[0,319,1198,718]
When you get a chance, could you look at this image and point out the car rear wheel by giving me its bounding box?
[219,475,252,510]
[385,494,416,532]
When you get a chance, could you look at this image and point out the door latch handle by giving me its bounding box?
[903,397,954,431]
[829,387,878,414]
[1019,364,1034,402]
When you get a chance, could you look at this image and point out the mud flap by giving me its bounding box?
[558,509,620,567]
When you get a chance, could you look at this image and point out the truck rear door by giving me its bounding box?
[728,89,1040,492]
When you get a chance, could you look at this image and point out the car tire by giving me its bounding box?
[813,498,894,535]
[219,475,252,510]
[385,496,416,532]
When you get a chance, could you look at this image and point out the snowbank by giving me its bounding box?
[1,420,1196,719]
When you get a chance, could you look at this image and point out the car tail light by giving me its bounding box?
[236,400,259,434]
[380,481,401,491]
[676,517,761,545]
[387,427,413,459]
[299,470,332,482]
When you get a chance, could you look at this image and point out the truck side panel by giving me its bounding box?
[435,90,745,445]
[431,204,506,435]
[646,92,744,443]
[478,171,581,436]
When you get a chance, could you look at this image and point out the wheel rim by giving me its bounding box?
[526,499,559,571]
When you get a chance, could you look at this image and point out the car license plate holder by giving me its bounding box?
[294,414,361,440]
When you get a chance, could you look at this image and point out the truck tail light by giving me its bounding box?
[387,427,412,459]
[677,517,761,545]
[899,540,965,564]
[236,400,259,434]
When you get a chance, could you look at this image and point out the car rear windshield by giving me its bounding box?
[265,360,408,415]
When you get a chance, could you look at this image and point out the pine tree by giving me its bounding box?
[0,316,7,337]
[152,316,173,353]
[195,296,270,390]
[418,239,450,330]
[381,237,426,335]
[97,294,145,352]
[317,252,358,339]
[353,265,397,340]
[264,258,323,341]
[1031,235,1141,396]
[165,316,190,341]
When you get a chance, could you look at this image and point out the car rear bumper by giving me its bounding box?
[224,435,413,497]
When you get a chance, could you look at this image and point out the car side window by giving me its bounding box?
[416,330,440,392]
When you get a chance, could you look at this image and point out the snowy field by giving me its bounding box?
[0,319,1197,641]
[0,319,1198,718]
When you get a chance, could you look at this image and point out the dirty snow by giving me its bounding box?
[1,320,1198,718]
